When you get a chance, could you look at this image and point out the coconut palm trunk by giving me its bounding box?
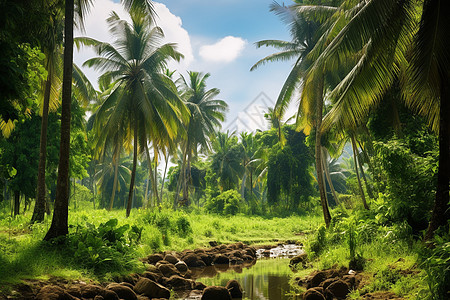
[351,135,369,210]
[31,71,52,223]
[109,145,121,211]
[160,153,169,202]
[315,75,332,227]
[425,70,450,241]
[126,125,138,218]
[44,0,74,240]
[322,148,339,205]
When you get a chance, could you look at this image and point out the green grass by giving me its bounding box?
[0,202,321,287]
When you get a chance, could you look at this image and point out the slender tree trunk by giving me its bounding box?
[144,144,159,208]
[144,176,150,207]
[126,126,138,218]
[13,191,20,216]
[109,146,120,211]
[315,75,331,227]
[32,72,52,224]
[44,0,74,240]
[357,150,374,199]
[160,153,169,203]
[153,148,160,206]
[425,70,450,241]
[351,135,369,210]
[322,147,339,205]
[183,150,191,205]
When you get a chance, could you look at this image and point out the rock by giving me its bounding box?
[133,278,170,299]
[343,274,356,288]
[103,290,120,300]
[94,296,104,300]
[164,254,179,264]
[320,277,338,290]
[226,280,243,298]
[36,285,77,300]
[199,253,214,266]
[106,283,137,300]
[175,261,189,273]
[244,247,256,257]
[201,286,232,300]
[242,255,254,261]
[303,288,326,300]
[308,271,327,288]
[194,282,207,290]
[81,284,105,298]
[289,253,308,268]
[213,254,230,265]
[147,253,164,264]
[230,258,244,265]
[209,241,218,247]
[183,253,206,268]
[158,263,180,277]
[325,280,350,299]
[142,271,160,282]
[166,275,193,290]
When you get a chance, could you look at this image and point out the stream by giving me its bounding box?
[179,244,303,299]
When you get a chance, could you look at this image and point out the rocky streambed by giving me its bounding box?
[2,241,305,300]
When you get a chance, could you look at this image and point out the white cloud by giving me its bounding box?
[199,36,247,63]
[74,0,194,87]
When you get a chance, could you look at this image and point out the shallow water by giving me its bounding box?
[187,258,300,300]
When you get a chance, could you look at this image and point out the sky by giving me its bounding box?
[74,0,297,133]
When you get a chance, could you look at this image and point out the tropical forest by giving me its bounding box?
[0,0,448,299]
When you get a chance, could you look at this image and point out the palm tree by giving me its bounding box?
[44,0,157,239]
[31,1,64,224]
[315,0,449,240]
[210,131,244,192]
[79,11,187,217]
[251,1,339,227]
[176,71,227,206]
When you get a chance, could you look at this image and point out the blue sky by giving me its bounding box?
[76,0,295,132]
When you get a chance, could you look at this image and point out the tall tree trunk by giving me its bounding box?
[32,72,52,224]
[126,126,138,218]
[44,0,74,240]
[153,147,160,206]
[182,150,191,205]
[322,147,339,205]
[144,144,159,208]
[351,135,369,210]
[160,153,169,202]
[425,70,450,241]
[14,191,20,216]
[356,149,374,199]
[144,175,150,207]
[315,75,331,227]
[109,146,120,211]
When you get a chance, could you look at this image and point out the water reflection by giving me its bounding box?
[192,259,300,300]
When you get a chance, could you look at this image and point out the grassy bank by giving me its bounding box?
[0,204,321,286]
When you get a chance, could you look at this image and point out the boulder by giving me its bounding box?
[142,271,160,282]
[342,274,356,288]
[194,282,207,290]
[201,286,232,300]
[158,263,180,277]
[103,290,120,300]
[325,280,350,299]
[289,253,308,268]
[36,286,77,300]
[320,277,339,290]
[213,254,230,265]
[175,261,189,273]
[303,288,326,300]
[308,271,327,288]
[133,278,170,299]
[80,284,105,298]
[166,275,193,290]
[226,280,243,298]
[183,253,206,268]
[199,253,214,266]
[164,254,179,265]
[147,253,164,264]
[106,283,137,300]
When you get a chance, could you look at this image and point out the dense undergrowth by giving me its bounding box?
[0,202,320,285]
[0,198,448,300]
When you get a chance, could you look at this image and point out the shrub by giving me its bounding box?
[175,215,192,237]
[205,190,242,215]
